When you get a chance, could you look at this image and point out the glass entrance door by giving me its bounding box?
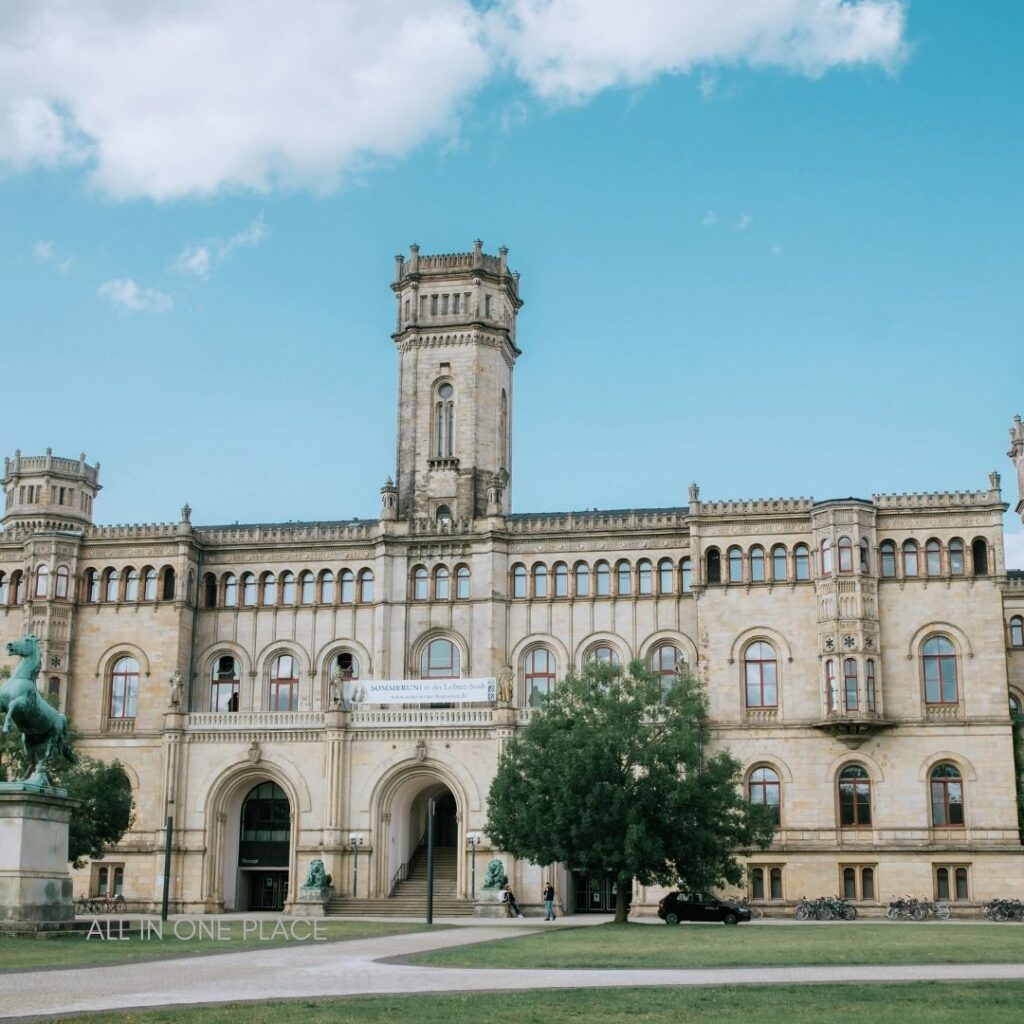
[572,872,619,913]
[247,870,288,911]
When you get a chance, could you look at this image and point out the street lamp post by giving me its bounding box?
[349,833,365,897]
[467,832,483,899]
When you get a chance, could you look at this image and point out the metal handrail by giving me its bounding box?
[389,831,427,895]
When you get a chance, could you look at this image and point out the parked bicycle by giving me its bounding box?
[794,895,856,921]
[734,896,765,920]
[886,894,950,921]
[983,898,1024,922]
[75,894,127,915]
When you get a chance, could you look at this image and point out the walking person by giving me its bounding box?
[543,881,556,921]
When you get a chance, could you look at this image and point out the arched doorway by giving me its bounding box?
[225,781,291,911]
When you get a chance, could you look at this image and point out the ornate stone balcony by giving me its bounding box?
[186,711,326,731]
[349,708,494,729]
[813,710,894,748]
[103,717,136,734]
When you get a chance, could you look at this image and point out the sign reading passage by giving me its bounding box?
[352,678,496,705]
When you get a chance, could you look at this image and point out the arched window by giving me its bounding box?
[319,570,334,604]
[922,636,958,704]
[866,659,877,711]
[261,573,277,606]
[525,648,557,707]
[727,547,743,583]
[433,382,455,458]
[435,504,451,526]
[658,559,673,594]
[511,564,527,599]
[650,643,683,699]
[421,638,460,678]
[12,570,24,604]
[0,571,8,605]
[268,654,300,711]
[838,764,871,827]
[241,573,256,607]
[680,557,692,593]
[771,546,787,582]
[825,659,838,713]
[575,562,590,597]
[55,565,69,599]
[616,561,632,595]
[533,563,548,598]
[705,548,721,584]
[211,655,240,711]
[794,544,810,581]
[102,568,119,602]
[435,566,450,600]
[837,536,853,573]
[1011,616,1024,648]
[749,546,765,583]
[903,540,919,577]
[926,539,942,577]
[332,651,359,682]
[553,562,569,597]
[637,559,653,595]
[34,564,49,598]
[161,566,176,601]
[843,658,859,711]
[972,538,989,575]
[203,573,217,608]
[455,565,471,599]
[588,644,620,667]
[341,569,355,603]
[948,539,965,576]
[749,766,781,825]
[241,782,290,844]
[500,389,509,470]
[821,540,833,575]
[143,567,157,601]
[280,572,296,604]
[930,763,964,827]
[595,561,611,596]
[1010,692,1022,717]
[880,541,897,578]
[121,568,138,602]
[358,569,374,603]
[299,571,315,604]
[744,641,778,708]
[109,656,139,719]
[859,538,870,573]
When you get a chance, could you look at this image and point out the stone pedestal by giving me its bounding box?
[0,786,78,932]
[475,887,507,917]
[289,886,333,916]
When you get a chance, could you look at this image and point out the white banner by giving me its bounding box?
[348,677,496,705]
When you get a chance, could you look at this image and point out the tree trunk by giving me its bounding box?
[614,872,632,923]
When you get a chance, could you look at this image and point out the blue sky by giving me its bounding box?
[1,1,1021,563]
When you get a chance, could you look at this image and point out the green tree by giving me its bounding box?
[0,667,135,867]
[485,660,775,923]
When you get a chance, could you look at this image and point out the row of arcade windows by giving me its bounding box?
[705,545,811,584]
[879,538,990,579]
[747,761,966,830]
[509,559,694,599]
[0,566,71,603]
[411,565,471,601]
[83,566,176,603]
[203,569,374,608]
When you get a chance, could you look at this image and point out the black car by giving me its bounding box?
[657,891,751,925]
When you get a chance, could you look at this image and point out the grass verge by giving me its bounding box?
[0,920,438,972]
[411,921,1024,969]
[39,982,1024,1024]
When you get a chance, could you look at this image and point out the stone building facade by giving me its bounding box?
[2,245,1024,916]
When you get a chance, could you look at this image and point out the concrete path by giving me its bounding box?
[6,923,1024,1020]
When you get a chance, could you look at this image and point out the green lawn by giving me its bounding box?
[412,922,1024,969]
[0,920,438,972]
[38,983,1024,1024]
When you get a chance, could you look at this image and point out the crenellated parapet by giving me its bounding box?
[507,508,689,534]
[695,497,814,517]
[2,448,101,532]
[197,521,379,546]
[872,489,999,509]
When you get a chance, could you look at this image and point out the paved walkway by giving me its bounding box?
[6,922,1024,1020]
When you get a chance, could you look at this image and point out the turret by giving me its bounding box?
[2,449,100,532]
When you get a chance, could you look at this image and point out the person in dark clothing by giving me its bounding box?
[542,881,556,920]
[501,885,524,917]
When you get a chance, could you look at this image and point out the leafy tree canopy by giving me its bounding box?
[0,667,135,868]
[485,660,775,922]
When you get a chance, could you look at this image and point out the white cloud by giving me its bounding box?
[32,239,72,274]
[0,1,907,200]
[176,216,270,279]
[734,213,752,231]
[1006,532,1024,571]
[701,210,717,227]
[98,278,173,315]
[494,0,906,104]
[698,71,718,100]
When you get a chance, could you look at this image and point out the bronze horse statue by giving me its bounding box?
[1,634,76,786]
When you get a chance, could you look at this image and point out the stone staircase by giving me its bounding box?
[325,845,475,917]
